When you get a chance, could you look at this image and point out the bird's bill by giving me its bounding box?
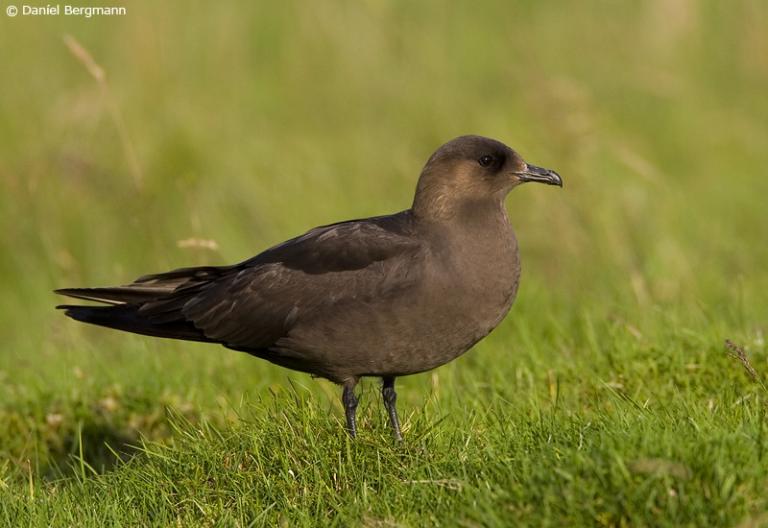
[514,164,563,187]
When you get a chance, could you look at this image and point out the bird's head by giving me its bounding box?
[412,135,562,220]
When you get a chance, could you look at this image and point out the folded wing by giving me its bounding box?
[57,212,424,352]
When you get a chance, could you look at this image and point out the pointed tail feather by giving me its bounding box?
[57,304,212,343]
[54,286,178,305]
[54,264,234,342]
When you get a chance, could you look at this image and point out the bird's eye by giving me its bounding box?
[478,155,494,167]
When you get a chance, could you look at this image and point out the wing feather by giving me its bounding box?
[144,212,424,349]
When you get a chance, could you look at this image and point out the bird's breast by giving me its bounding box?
[412,221,520,357]
[442,225,520,322]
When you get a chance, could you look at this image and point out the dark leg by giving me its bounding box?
[342,378,359,438]
[382,376,403,441]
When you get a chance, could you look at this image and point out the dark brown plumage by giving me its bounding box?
[56,135,562,439]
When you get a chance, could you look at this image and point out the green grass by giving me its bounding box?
[1,1,768,525]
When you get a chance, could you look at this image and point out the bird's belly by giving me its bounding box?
[396,279,518,373]
[274,266,519,381]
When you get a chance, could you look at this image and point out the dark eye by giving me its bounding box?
[478,155,494,167]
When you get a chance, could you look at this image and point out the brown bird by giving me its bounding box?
[56,135,562,440]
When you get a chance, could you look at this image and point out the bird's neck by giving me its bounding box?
[412,191,509,229]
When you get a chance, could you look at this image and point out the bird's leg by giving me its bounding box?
[342,378,359,438]
[382,376,403,441]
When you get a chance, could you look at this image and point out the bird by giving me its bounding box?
[55,135,562,440]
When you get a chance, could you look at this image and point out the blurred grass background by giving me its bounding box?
[1,0,768,525]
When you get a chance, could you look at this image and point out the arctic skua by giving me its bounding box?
[56,135,562,440]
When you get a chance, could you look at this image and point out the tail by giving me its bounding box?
[55,265,230,343]
[54,286,176,305]
[57,303,211,342]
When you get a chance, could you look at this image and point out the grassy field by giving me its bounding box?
[1,1,768,525]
